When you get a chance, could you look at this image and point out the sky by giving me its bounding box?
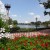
[1,0,50,23]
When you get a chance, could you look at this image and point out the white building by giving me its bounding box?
[0,0,9,22]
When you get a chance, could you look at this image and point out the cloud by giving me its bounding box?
[25,21,29,23]
[28,12,41,19]
[28,12,34,16]
[10,14,17,20]
[12,14,17,17]
[40,4,44,7]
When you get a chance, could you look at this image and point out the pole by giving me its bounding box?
[36,17,37,30]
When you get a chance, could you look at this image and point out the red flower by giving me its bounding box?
[24,40,28,43]
[35,40,38,44]
[8,48,11,50]
[32,48,36,50]
[41,43,45,47]
[45,34,48,36]
[28,36,31,38]
[30,42,33,46]
[24,43,27,46]
[13,37,19,41]
[45,42,48,47]
[38,35,40,39]
[20,41,23,44]
[2,48,4,50]
[40,40,43,43]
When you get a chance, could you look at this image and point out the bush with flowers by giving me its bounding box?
[0,35,50,50]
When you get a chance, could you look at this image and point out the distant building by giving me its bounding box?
[0,1,9,22]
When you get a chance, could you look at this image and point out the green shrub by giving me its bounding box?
[0,18,4,28]
[10,26,20,33]
[4,24,10,32]
[0,37,8,46]
[0,36,50,50]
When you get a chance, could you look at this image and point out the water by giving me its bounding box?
[17,24,45,28]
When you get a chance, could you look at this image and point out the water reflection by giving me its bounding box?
[17,24,45,28]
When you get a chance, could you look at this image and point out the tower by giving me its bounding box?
[5,4,11,20]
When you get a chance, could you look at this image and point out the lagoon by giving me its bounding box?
[17,24,45,28]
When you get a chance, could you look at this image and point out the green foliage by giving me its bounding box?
[0,35,50,50]
[0,37,8,46]
[4,24,10,32]
[13,20,18,25]
[0,18,10,32]
[18,28,34,32]
[42,21,49,27]
[10,26,20,33]
[8,17,13,25]
[0,18,4,28]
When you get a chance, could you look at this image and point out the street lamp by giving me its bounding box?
[36,17,38,30]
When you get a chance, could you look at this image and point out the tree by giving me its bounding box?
[13,20,18,25]
[10,20,20,33]
[30,22,35,24]
[4,24,10,32]
[42,21,50,27]
[8,17,12,25]
[0,18,4,28]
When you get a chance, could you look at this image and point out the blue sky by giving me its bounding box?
[1,0,50,23]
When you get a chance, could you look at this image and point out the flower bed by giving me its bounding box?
[0,35,50,50]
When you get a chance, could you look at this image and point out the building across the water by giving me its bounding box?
[0,0,9,22]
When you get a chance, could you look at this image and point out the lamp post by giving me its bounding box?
[36,17,38,30]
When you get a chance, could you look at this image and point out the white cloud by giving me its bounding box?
[10,14,17,20]
[28,12,41,19]
[25,21,29,23]
[28,12,34,16]
[40,4,44,7]
[12,14,17,17]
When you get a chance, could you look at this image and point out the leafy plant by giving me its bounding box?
[0,35,50,50]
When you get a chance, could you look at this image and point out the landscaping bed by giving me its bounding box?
[0,35,50,50]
